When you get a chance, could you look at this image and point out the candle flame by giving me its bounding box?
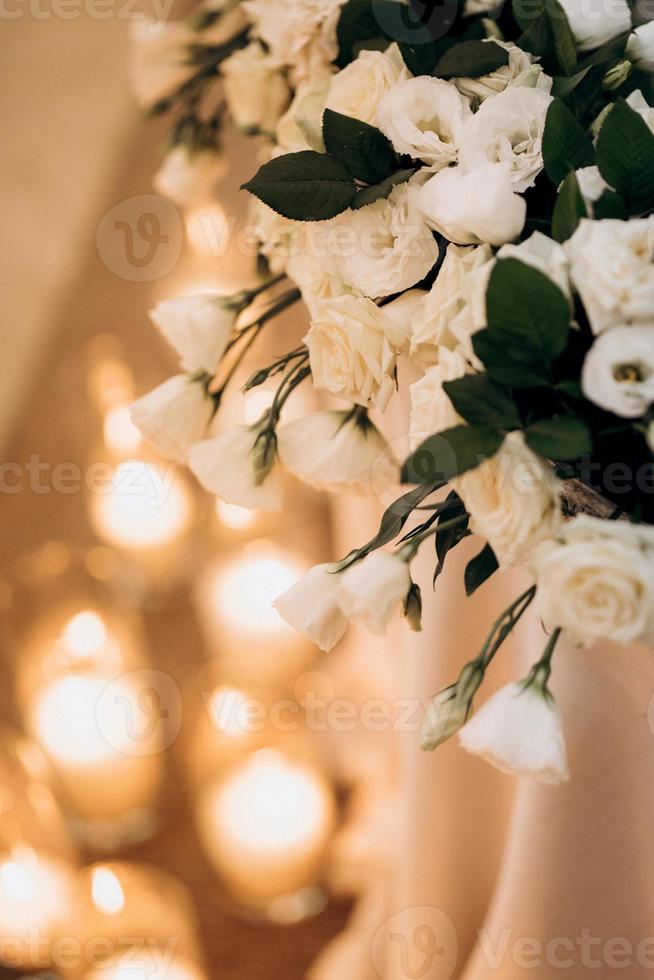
[91,866,125,915]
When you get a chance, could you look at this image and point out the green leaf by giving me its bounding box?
[464,544,499,595]
[525,416,593,461]
[472,331,553,388]
[433,40,509,78]
[547,0,577,77]
[336,0,431,67]
[242,151,356,221]
[551,67,591,99]
[542,98,595,185]
[518,0,577,76]
[596,98,654,214]
[434,491,470,583]
[399,38,449,76]
[551,171,587,242]
[486,258,571,362]
[350,167,416,208]
[402,425,504,484]
[593,188,629,219]
[322,109,395,184]
[442,375,521,429]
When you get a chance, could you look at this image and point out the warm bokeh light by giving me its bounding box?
[0,847,74,960]
[103,404,143,456]
[185,204,228,256]
[214,499,257,531]
[84,954,207,980]
[91,866,125,915]
[208,685,255,740]
[206,549,303,637]
[62,610,107,660]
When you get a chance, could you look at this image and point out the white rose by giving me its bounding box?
[324,44,409,125]
[304,295,397,409]
[564,217,654,334]
[459,682,569,784]
[575,165,609,213]
[558,0,632,51]
[375,76,472,167]
[273,562,349,651]
[277,409,398,493]
[410,244,493,366]
[456,40,552,102]
[221,43,291,133]
[188,422,282,510]
[414,163,526,246]
[244,0,346,82]
[409,347,469,451]
[286,244,351,316]
[626,20,654,70]
[497,231,571,299]
[128,21,194,107]
[380,289,426,351]
[456,431,563,569]
[248,197,297,275]
[153,145,227,207]
[337,552,411,636]
[531,515,654,646]
[459,86,552,192]
[149,293,238,373]
[130,375,213,462]
[581,324,654,418]
[276,69,333,152]
[332,183,439,299]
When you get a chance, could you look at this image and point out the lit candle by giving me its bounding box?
[0,845,76,969]
[196,749,335,907]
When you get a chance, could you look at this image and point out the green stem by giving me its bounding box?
[477,585,537,670]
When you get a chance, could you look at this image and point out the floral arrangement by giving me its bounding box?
[129,0,654,785]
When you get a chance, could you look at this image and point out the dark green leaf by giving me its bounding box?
[547,0,577,77]
[442,374,521,429]
[472,330,553,388]
[593,188,629,219]
[433,40,509,78]
[434,491,470,583]
[242,150,356,221]
[464,544,499,595]
[486,258,571,361]
[556,379,584,399]
[402,425,504,484]
[551,171,587,242]
[322,109,395,184]
[517,0,576,76]
[336,0,432,67]
[525,415,593,461]
[551,67,591,99]
[596,98,654,214]
[542,98,595,185]
[399,38,449,76]
[351,167,416,208]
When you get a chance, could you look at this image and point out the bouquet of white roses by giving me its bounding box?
[129,0,654,783]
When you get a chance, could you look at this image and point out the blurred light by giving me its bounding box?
[209,685,254,740]
[243,390,274,425]
[62,611,107,660]
[215,500,256,531]
[88,356,134,413]
[103,405,142,456]
[0,860,35,904]
[85,546,121,582]
[89,461,192,551]
[207,549,302,636]
[91,866,125,915]
[185,204,228,256]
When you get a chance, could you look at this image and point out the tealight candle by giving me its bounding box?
[196,749,335,908]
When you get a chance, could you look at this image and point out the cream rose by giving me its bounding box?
[221,43,291,134]
[244,0,346,82]
[456,40,552,102]
[154,145,227,207]
[304,295,397,409]
[557,0,632,52]
[531,516,654,647]
[276,69,333,152]
[337,552,412,636]
[324,44,408,125]
[565,217,654,334]
[332,183,439,299]
[410,244,493,366]
[188,422,282,510]
[408,347,469,451]
[130,375,213,463]
[456,431,563,569]
[273,562,348,651]
[459,86,552,192]
[581,325,654,418]
[414,162,526,246]
[149,293,239,374]
[375,76,472,167]
[627,21,654,70]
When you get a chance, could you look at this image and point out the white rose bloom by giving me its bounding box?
[324,44,409,125]
[581,325,654,418]
[459,86,552,192]
[149,293,238,373]
[497,231,571,299]
[130,375,213,463]
[414,163,526,246]
[375,76,472,167]
[411,244,493,365]
[337,552,412,636]
[248,198,297,275]
[557,0,632,51]
[456,431,563,569]
[273,562,349,651]
[531,516,654,646]
[380,289,426,351]
[221,43,291,134]
[409,347,469,451]
[456,39,552,102]
[304,295,397,409]
[459,682,569,784]
[188,424,282,510]
[565,217,654,334]
[277,409,398,493]
[626,20,654,70]
[244,0,346,82]
[276,69,333,152]
[332,183,439,299]
[153,145,227,207]
[128,21,194,107]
